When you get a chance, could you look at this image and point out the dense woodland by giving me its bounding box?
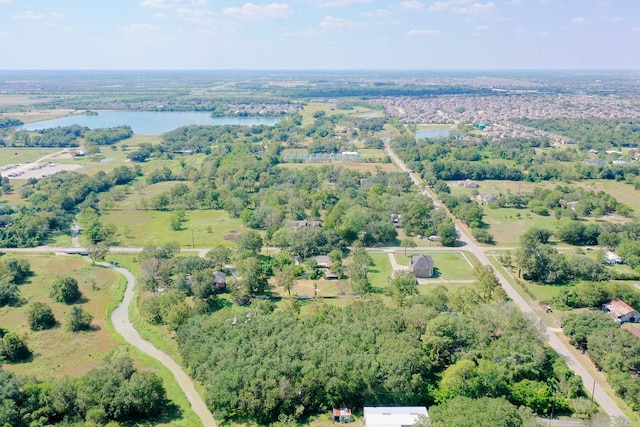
[177,284,584,424]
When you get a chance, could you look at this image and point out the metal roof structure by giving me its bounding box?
[363,407,428,427]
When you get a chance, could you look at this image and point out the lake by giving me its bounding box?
[19,112,281,135]
[415,127,451,139]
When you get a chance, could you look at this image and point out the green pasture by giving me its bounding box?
[114,180,186,210]
[100,208,249,248]
[0,254,123,378]
[299,102,378,126]
[0,148,61,166]
[482,207,558,246]
[394,252,476,281]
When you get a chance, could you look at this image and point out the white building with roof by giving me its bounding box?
[363,407,428,427]
[603,300,639,323]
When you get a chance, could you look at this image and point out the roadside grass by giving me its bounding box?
[100,208,248,248]
[418,282,471,295]
[394,252,476,281]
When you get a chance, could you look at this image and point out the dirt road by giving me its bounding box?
[108,264,217,427]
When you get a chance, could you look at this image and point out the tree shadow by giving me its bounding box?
[430,267,442,279]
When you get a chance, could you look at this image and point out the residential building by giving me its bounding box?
[409,254,434,278]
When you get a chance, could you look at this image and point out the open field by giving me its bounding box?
[100,208,249,248]
[279,162,399,173]
[0,254,123,378]
[299,102,379,126]
[368,253,394,289]
[483,207,558,245]
[0,148,62,165]
[2,109,76,123]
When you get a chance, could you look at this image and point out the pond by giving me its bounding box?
[19,111,282,135]
[415,127,452,139]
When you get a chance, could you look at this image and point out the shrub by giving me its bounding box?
[27,302,56,331]
[51,276,81,304]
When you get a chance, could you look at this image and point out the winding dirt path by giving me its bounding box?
[107,263,217,427]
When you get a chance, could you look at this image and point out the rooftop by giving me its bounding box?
[604,300,638,318]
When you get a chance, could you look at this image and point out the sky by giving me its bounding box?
[0,0,639,70]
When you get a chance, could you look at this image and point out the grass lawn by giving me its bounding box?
[394,252,476,281]
[368,253,394,290]
[100,208,249,248]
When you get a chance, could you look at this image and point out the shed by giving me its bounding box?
[409,254,434,278]
[314,255,333,268]
[363,407,428,427]
[213,271,227,290]
[603,300,639,323]
[333,408,352,423]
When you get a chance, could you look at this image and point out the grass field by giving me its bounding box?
[394,252,476,281]
[368,253,394,290]
[0,147,62,165]
[279,162,399,173]
[100,208,249,248]
[0,254,122,378]
[482,207,558,246]
[299,102,379,126]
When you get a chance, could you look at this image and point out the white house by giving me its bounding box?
[605,251,624,265]
[363,407,428,427]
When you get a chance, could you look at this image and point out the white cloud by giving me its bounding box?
[141,0,207,8]
[570,17,585,24]
[223,3,292,21]
[535,31,550,37]
[154,12,167,18]
[401,1,424,9]
[176,7,216,23]
[121,23,156,32]
[0,0,12,4]
[452,2,495,15]
[406,28,441,36]
[363,8,394,18]
[0,32,9,36]
[315,0,371,7]
[476,24,488,30]
[12,9,45,20]
[318,15,365,29]
[632,27,640,33]
[50,11,65,19]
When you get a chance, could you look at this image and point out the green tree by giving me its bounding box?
[473,264,507,302]
[437,219,458,247]
[27,302,56,331]
[88,241,110,265]
[50,275,81,304]
[1,331,30,362]
[205,245,232,270]
[67,305,94,332]
[389,270,418,307]
[401,238,417,255]
[237,230,263,255]
[423,396,526,427]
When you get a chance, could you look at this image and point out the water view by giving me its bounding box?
[19,111,281,134]
[415,127,452,139]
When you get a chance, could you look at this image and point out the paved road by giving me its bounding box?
[385,144,630,421]
[107,263,217,427]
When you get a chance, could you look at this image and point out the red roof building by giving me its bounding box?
[603,300,639,323]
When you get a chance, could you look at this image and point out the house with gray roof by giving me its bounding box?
[409,254,434,278]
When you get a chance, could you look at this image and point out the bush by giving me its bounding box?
[0,331,30,362]
[472,227,495,244]
[27,302,56,331]
[51,276,81,304]
[67,305,94,332]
